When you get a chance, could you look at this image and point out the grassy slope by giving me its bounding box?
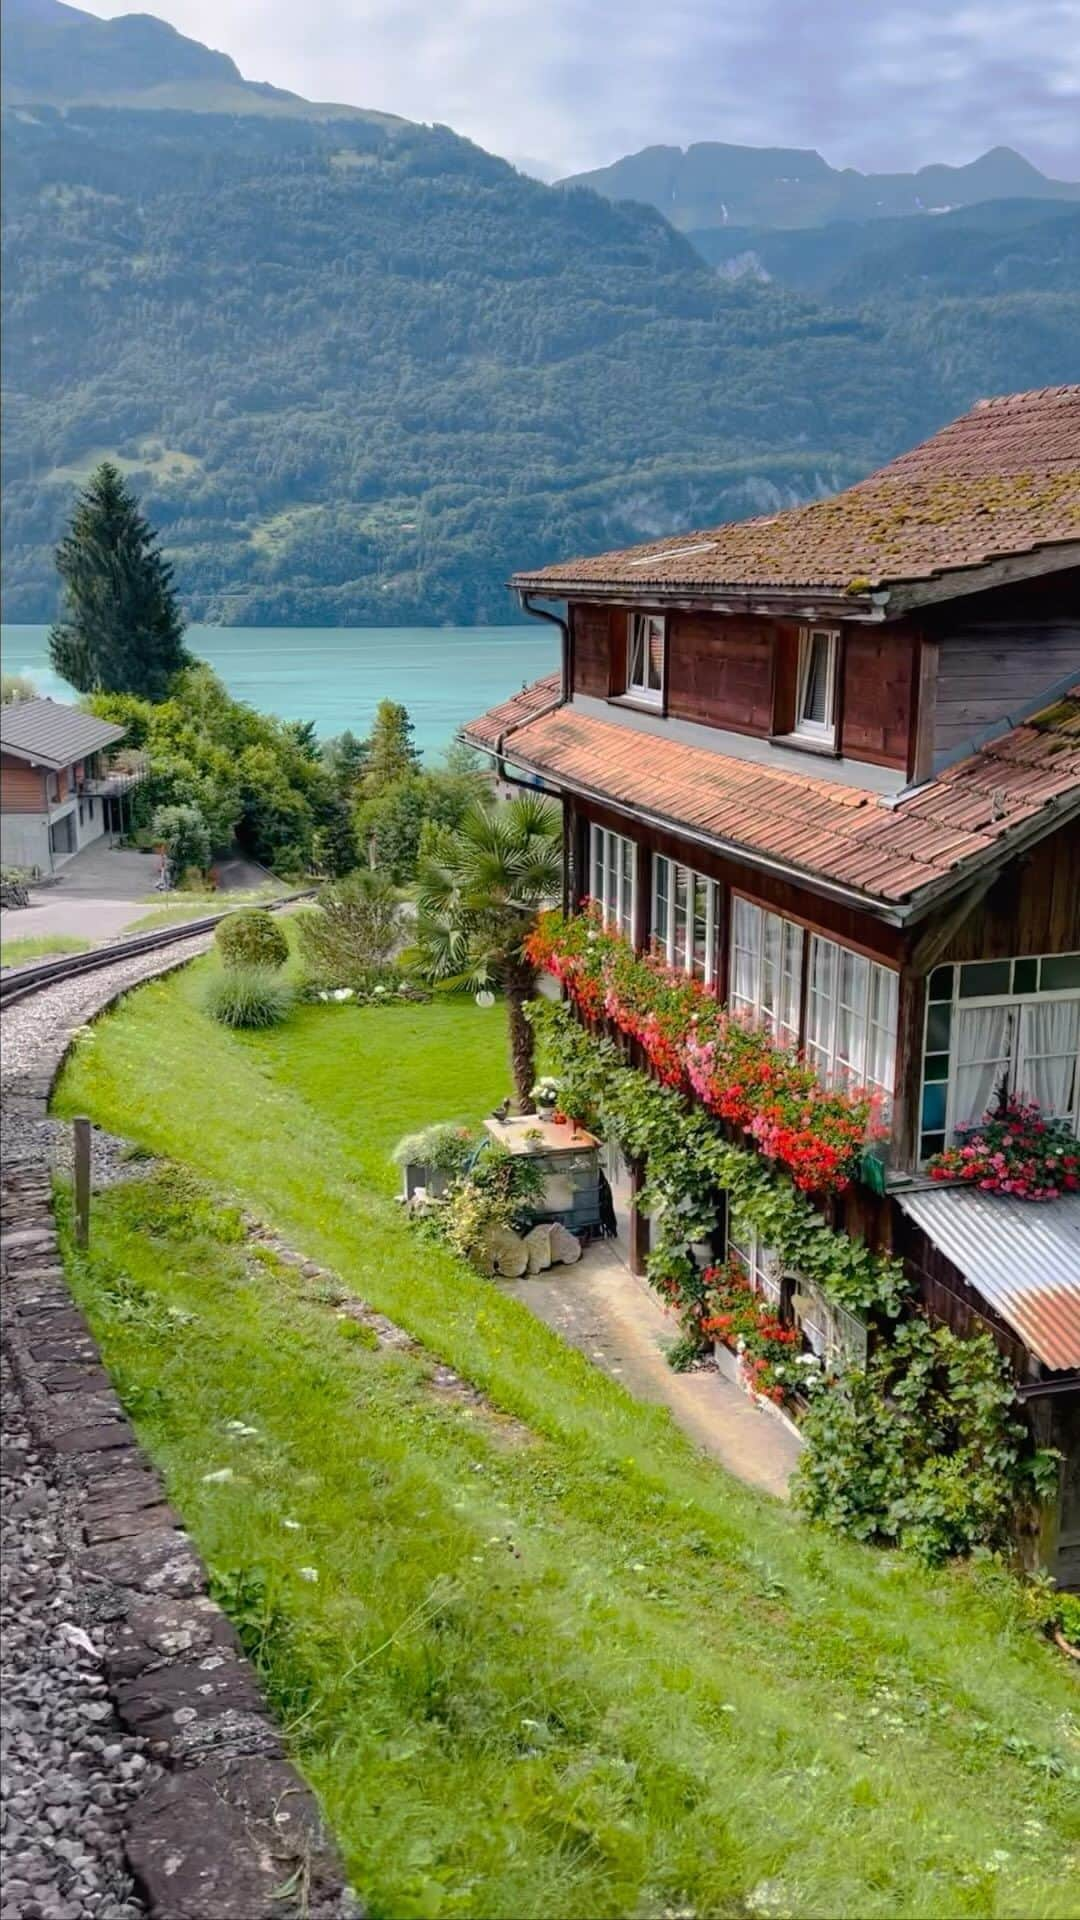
[56,953,1080,1919]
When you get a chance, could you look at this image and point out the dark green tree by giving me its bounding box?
[311,794,360,877]
[321,728,370,799]
[362,700,421,796]
[48,463,190,701]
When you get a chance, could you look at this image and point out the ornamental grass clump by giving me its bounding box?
[202,966,294,1030]
[526,907,879,1193]
[926,1095,1079,1200]
[215,908,289,971]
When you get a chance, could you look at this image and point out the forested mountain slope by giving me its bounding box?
[2,69,1079,622]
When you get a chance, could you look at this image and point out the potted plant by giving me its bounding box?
[530,1075,560,1119]
[391,1122,477,1199]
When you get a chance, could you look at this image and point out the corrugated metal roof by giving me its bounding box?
[897,1187,1080,1372]
[0,699,125,771]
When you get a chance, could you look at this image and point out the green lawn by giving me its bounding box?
[1,932,91,966]
[55,949,1080,1919]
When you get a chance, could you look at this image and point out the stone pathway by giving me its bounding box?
[503,1244,803,1500]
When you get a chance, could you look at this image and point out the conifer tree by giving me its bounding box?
[49,462,190,701]
[362,699,421,795]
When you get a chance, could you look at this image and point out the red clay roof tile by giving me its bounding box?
[463,681,1080,910]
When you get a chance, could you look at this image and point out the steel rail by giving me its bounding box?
[0,891,316,1011]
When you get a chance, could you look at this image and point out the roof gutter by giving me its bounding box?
[488,749,910,924]
[509,580,885,622]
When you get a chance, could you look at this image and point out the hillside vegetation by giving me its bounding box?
[3,9,1079,625]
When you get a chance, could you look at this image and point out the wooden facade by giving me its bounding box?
[569,591,1080,788]
[0,752,46,812]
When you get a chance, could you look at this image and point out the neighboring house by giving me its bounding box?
[0,697,130,873]
[464,384,1080,1580]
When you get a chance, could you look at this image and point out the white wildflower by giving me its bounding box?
[297,1565,319,1582]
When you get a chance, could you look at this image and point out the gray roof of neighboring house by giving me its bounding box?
[897,1186,1080,1373]
[0,698,125,772]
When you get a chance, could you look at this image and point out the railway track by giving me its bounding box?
[0,891,315,1010]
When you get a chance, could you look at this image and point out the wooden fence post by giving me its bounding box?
[73,1116,91,1249]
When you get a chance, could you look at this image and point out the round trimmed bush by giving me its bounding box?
[215,908,289,971]
[202,966,294,1030]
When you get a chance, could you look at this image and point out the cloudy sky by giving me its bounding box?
[81,0,1080,179]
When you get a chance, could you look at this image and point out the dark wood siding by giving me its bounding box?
[571,604,612,699]
[925,569,1080,764]
[840,629,916,770]
[936,824,1080,964]
[665,612,776,736]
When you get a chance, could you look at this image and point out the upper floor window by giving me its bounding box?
[920,954,1080,1161]
[627,613,665,706]
[795,628,839,743]
[589,822,635,939]
[652,855,720,986]
[805,935,898,1103]
[730,896,803,1047]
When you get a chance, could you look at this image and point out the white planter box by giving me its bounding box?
[712,1340,804,1447]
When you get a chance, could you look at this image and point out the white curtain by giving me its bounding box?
[1017,1000,1080,1124]
[953,1005,1013,1127]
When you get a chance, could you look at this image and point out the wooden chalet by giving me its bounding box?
[463,385,1080,1582]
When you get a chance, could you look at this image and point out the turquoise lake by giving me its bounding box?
[0,624,558,757]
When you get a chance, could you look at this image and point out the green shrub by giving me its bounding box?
[792,1318,1060,1565]
[216,908,289,971]
[391,1121,476,1175]
[202,966,294,1030]
[296,869,403,991]
[150,802,211,874]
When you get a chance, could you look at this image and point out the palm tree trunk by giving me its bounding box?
[506,964,537,1110]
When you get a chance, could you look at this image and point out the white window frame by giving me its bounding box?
[588,822,636,939]
[651,855,720,987]
[805,933,898,1103]
[626,612,665,707]
[920,954,1080,1160]
[794,627,839,743]
[727,1213,782,1307]
[729,896,803,1047]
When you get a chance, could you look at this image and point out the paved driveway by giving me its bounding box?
[502,1243,802,1499]
[2,843,284,953]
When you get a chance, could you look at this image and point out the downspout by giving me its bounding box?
[491,591,570,908]
[518,591,570,702]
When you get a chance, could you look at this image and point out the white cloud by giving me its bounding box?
[77,0,1080,178]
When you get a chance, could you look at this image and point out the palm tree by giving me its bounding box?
[411,792,562,1108]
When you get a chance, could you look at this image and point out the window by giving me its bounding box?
[920,954,1080,1160]
[805,935,898,1102]
[728,1213,782,1306]
[588,823,636,938]
[794,628,839,742]
[651,856,720,986]
[626,613,665,705]
[730,897,803,1046]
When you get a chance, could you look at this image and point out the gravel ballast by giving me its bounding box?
[1,935,358,1920]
